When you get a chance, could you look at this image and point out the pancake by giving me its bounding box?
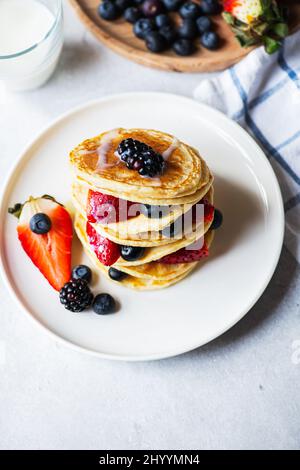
[71,181,214,245]
[70,127,216,290]
[72,180,194,235]
[76,174,213,206]
[70,128,212,203]
[74,212,213,267]
[74,215,214,290]
[116,230,214,279]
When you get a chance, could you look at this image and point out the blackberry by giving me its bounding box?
[117,138,165,177]
[59,279,93,312]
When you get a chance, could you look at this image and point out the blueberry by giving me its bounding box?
[200,31,219,49]
[159,25,177,45]
[29,213,52,234]
[108,267,128,281]
[179,2,201,20]
[145,31,167,52]
[211,208,223,230]
[133,18,156,39]
[93,293,116,315]
[124,6,141,23]
[142,0,164,18]
[98,1,121,21]
[72,265,92,283]
[162,0,183,11]
[196,16,212,34]
[178,18,198,39]
[141,204,170,218]
[155,13,172,28]
[120,245,145,261]
[115,0,132,11]
[172,38,195,56]
[200,0,221,15]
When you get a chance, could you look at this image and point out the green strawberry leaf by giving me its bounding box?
[253,22,269,36]
[263,36,281,54]
[41,194,64,206]
[271,22,289,38]
[8,194,63,219]
[8,202,24,219]
[222,12,235,26]
[234,31,259,48]
[271,1,281,19]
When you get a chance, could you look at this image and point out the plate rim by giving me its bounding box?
[0,92,285,361]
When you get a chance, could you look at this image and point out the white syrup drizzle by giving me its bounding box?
[162,137,179,160]
[95,129,120,170]
[81,130,171,186]
[140,175,162,186]
[79,129,121,171]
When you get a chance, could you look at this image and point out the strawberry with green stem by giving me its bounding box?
[9,195,73,291]
[222,0,289,53]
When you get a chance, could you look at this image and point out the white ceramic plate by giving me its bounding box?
[0,93,284,361]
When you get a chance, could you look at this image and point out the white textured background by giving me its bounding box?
[0,1,300,450]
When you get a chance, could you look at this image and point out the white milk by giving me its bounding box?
[0,0,63,91]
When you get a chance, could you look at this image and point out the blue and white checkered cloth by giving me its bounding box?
[194,30,300,263]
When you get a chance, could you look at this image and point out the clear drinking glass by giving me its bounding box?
[0,0,63,91]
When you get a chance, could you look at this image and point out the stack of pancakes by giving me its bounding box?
[70,128,215,290]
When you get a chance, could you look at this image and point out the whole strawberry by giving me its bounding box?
[223,0,289,54]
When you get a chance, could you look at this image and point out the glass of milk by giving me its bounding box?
[0,0,63,91]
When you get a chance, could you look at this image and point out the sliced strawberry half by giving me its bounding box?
[190,198,215,225]
[158,242,209,264]
[86,221,120,266]
[87,189,137,224]
[203,199,215,224]
[11,196,73,291]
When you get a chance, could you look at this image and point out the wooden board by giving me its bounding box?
[69,0,300,73]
